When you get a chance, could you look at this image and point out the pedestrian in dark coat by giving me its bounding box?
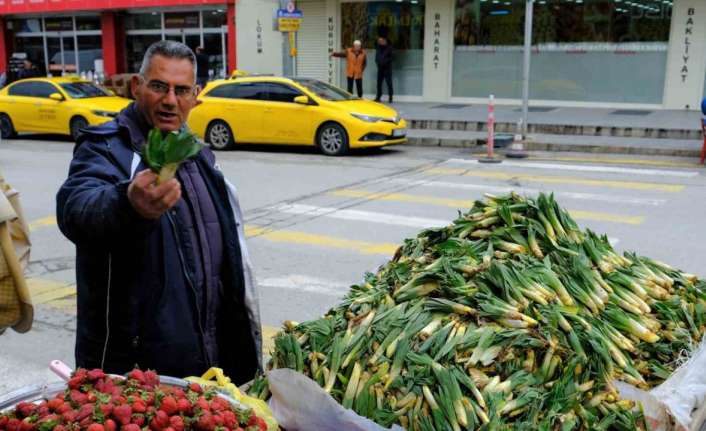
[56,40,262,383]
[374,36,393,103]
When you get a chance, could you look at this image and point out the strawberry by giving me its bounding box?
[122,425,141,431]
[171,388,186,399]
[99,403,113,416]
[188,383,202,394]
[53,426,66,431]
[213,414,224,427]
[169,415,185,431]
[69,390,88,406]
[222,411,237,429]
[196,412,215,431]
[87,392,98,403]
[149,411,169,431]
[55,403,71,414]
[0,416,8,428]
[15,402,36,418]
[87,369,106,381]
[131,400,147,414]
[144,370,160,387]
[61,411,77,423]
[76,403,94,421]
[6,418,21,431]
[86,424,104,431]
[131,414,146,427]
[127,369,145,383]
[159,396,178,416]
[195,397,210,413]
[47,397,65,412]
[112,404,132,425]
[104,419,117,431]
[18,419,35,431]
[176,399,192,415]
[79,416,94,428]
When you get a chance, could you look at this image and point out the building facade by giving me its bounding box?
[0,0,235,81]
[237,0,705,110]
[1,0,703,110]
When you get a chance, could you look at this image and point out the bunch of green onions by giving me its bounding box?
[253,192,705,430]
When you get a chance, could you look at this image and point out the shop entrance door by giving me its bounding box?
[46,34,77,76]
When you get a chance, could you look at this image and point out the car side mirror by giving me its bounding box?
[294,95,311,105]
[49,93,64,101]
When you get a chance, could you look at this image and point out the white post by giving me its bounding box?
[521,0,533,138]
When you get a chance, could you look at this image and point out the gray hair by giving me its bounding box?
[139,40,197,83]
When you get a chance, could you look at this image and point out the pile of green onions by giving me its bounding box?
[252,192,705,430]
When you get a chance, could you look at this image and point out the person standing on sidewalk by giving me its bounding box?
[374,36,393,103]
[195,47,210,89]
[331,40,367,98]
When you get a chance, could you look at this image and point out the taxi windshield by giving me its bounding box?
[60,82,110,99]
[293,79,355,101]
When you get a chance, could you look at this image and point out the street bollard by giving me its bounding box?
[507,118,529,159]
[478,94,502,164]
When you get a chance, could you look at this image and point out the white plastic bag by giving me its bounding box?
[267,369,404,431]
[618,340,706,431]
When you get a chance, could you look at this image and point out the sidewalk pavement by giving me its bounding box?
[389,102,704,157]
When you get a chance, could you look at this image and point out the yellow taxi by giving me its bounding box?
[187,76,407,156]
[0,76,131,141]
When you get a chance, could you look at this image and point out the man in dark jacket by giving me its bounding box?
[374,36,393,103]
[195,47,209,89]
[56,40,262,383]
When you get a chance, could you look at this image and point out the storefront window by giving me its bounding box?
[45,17,74,32]
[75,16,101,31]
[204,32,227,79]
[125,13,161,30]
[127,34,162,73]
[76,36,103,74]
[203,10,226,28]
[14,37,46,75]
[164,12,200,29]
[11,19,42,33]
[452,0,671,104]
[341,1,425,96]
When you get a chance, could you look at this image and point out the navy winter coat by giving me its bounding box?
[56,115,263,384]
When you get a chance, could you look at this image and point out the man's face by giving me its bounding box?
[378,37,386,46]
[353,43,361,52]
[131,55,199,133]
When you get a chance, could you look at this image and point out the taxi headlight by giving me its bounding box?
[351,113,383,123]
[92,110,118,118]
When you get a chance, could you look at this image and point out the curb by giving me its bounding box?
[407,120,702,141]
[406,137,703,158]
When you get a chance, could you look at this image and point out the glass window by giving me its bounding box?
[203,10,226,28]
[265,83,302,103]
[45,18,74,32]
[11,19,42,33]
[164,12,200,29]
[203,33,226,79]
[125,13,161,30]
[207,83,267,100]
[451,0,671,104]
[60,82,109,99]
[127,34,162,73]
[294,79,354,101]
[75,16,101,31]
[76,36,103,74]
[9,81,58,98]
[340,1,425,96]
[13,37,46,75]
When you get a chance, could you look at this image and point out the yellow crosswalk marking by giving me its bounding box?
[245,225,398,255]
[29,216,58,231]
[424,167,685,192]
[331,189,644,225]
[27,278,76,305]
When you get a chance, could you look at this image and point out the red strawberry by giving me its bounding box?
[176,399,192,415]
[132,415,146,427]
[18,419,35,431]
[104,419,117,431]
[122,425,141,431]
[36,405,50,418]
[69,390,88,406]
[6,419,21,431]
[169,416,185,431]
[213,415,224,427]
[86,424,104,431]
[149,411,169,431]
[144,370,160,386]
[171,388,186,399]
[61,411,77,423]
[87,392,98,404]
[0,416,8,428]
[188,383,202,394]
[47,397,64,412]
[159,396,178,416]
[143,392,155,406]
[222,411,237,429]
[163,428,175,431]
[127,369,145,383]
[55,402,71,414]
[196,413,215,431]
[76,403,94,421]
[195,397,210,413]
[87,369,106,381]
[112,404,132,425]
[15,402,36,418]
[132,400,146,414]
[53,426,66,431]
[99,403,113,416]
[79,416,94,428]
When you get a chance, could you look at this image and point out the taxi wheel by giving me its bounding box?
[317,122,349,156]
[70,116,88,142]
[0,114,16,139]
[206,120,234,151]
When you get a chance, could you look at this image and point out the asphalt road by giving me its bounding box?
[1,135,705,395]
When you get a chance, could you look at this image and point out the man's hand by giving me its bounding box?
[127,169,181,220]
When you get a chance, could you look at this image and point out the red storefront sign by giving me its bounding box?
[0,0,225,15]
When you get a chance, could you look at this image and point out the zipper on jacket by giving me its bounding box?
[166,211,210,365]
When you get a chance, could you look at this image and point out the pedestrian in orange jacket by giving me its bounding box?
[331,40,366,98]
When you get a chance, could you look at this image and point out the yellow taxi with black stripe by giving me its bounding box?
[187,76,407,156]
[0,76,131,141]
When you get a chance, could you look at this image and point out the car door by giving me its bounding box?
[32,81,66,134]
[206,82,268,143]
[8,81,63,133]
[262,82,313,145]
